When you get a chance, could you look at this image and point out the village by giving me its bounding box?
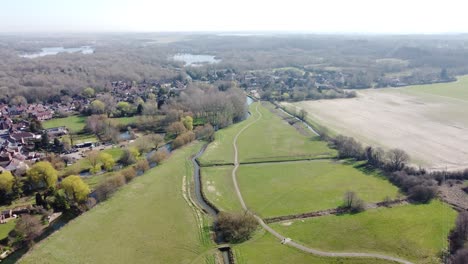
[0,77,198,259]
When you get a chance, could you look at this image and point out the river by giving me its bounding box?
[172,53,220,66]
[19,46,94,59]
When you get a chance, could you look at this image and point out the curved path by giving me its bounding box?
[231,103,414,264]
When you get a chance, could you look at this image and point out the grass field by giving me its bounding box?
[199,102,336,165]
[272,200,456,263]
[201,166,243,212]
[198,110,255,166]
[202,161,399,218]
[286,75,468,170]
[234,231,395,264]
[237,161,399,217]
[43,115,138,134]
[403,75,468,101]
[43,116,86,133]
[20,142,212,264]
[0,220,16,240]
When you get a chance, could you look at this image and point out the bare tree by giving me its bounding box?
[343,191,365,213]
[386,149,409,171]
[14,215,43,246]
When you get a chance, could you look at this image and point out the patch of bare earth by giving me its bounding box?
[439,182,468,210]
[286,89,468,171]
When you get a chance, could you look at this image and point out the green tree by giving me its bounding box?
[27,161,58,188]
[117,101,133,117]
[61,175,90,203]
[182,116,194,131]
[0,170,14,194]
[90,100,106,115]
[41,131,49,148]
[99,152,115,171]
[82,87,95,98]
[120,147,139,166]
[86,150,102,174]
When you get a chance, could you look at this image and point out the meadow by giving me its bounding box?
[202,161,400,218]
[43,115,86,133]
[20,143,211,264]
[199,102,336,166]
[43,115,137,133]
[272,200,456,263]
[201,165,242,212]
[286,76,468,170]
[233,231,395,264]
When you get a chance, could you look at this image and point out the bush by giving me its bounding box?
[408,185,436,203]
[120,147,138,166]
[135,159,150,173]
[215,212,258,243]
[342,191,366,213]
[14,215,42,247]
[194,124,215,141]
[172,131,196,149]
[149,149,169,164]
[453,248,468,264]
[121,167,137,182]
[94,174,125,202]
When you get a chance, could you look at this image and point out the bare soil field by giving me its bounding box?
[283,79,468,171]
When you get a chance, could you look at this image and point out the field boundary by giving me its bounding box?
[264,199,408,223]
[231,103,414,264]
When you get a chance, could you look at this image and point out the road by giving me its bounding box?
[230,102,414,264]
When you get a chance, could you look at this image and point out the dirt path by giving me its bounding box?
[231,103,414,264]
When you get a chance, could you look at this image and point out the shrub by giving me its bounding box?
[149,149,169,164]
[453,248,468,264]
[172,131,196,149]
[121,167,137,182]
[94,174,125,202]
[215,212,258,243]
[342,191,366,213]
[120,147,139,166]
[194,124,215,141]
[14,215,42,247]
[135,160,150,173]
[408,185,436,203]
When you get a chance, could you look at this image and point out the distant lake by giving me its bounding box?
[173,53,220,66]
[19,46,94,59]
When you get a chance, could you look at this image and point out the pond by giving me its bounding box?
[172,53,220,66]
[19,46,94,59]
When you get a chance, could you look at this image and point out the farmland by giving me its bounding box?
[20,143,213,264]
[284,76,468,170]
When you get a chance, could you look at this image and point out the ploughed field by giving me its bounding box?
[200,101,456,263]
[283,76,468,171]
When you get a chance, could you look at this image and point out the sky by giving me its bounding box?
[1,0,467,34]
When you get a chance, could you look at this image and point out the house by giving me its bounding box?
[46,126,68,137]
[10,132,40,150]
[0,209,17,224]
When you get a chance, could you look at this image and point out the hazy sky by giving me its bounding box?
[1,0,467,33]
